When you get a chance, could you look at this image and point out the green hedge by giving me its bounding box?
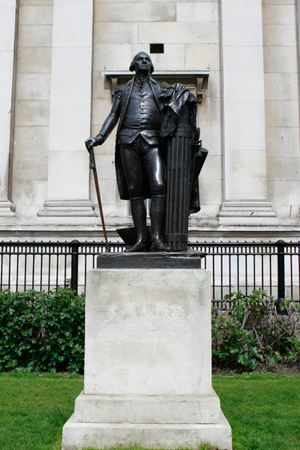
[1,287,299,374]
[0,287,85,373]
[212,289,300,370]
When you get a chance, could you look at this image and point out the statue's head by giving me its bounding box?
[129,52,154,74]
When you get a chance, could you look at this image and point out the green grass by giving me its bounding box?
[0,373,299,450]
[213,373,300,450]
[0,372,83,450]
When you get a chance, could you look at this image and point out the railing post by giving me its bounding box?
[71,240,80,293]
[277,240,285,301]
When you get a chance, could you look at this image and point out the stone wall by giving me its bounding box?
[0,0,300,241]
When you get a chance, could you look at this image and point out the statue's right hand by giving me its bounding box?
[85,135,105,152]
[85,138,96,152]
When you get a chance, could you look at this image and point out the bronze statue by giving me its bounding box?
[86,52,207,253]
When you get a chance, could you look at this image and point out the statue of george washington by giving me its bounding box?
[86,52,174,252]
[86,51,207,253]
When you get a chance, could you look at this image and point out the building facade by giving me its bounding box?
[1,0,300,243]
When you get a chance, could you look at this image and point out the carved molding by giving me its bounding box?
[218,200,277,218]
[104,70,209,104]
[38,199,97,217]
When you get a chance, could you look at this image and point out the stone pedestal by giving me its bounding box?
[62,255,232,450]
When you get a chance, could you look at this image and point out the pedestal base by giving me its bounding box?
[62,255,232,450]
[74,391,222,423]
[63,412,231,450]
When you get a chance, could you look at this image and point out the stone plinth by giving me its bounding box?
[62,256,232,450]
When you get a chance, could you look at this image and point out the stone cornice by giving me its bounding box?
[104,70,210,104]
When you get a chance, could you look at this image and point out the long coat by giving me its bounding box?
[98,77,169,200]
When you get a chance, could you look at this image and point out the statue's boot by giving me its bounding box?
[150,195,171,252]
[125,197,147,252]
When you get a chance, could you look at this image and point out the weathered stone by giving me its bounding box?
[62,267,232,450]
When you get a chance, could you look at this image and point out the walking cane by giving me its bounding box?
[86,144,110,252]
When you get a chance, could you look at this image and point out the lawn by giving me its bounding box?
[0,373,82,450]
[0,373,299,450]
[213,373,300,450]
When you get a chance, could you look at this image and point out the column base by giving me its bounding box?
[37,199,97,217]
[0,200,16,216]
[218,200,277,218]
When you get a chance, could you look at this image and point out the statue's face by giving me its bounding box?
[133,52,152,74]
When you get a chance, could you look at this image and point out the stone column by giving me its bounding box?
[219,0,275,220]
[39,0,96,217]
[0,0,17,216]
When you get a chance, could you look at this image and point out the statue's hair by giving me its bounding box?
[129,53,154,74]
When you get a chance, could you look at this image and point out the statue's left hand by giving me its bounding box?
[174,83,185,92]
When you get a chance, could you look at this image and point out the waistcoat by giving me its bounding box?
[121,77,161,132]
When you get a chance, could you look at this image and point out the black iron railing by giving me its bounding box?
[0,240,300,305]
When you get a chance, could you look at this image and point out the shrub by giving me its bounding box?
[0,287,85,373]
[212,289,300,370]
[1,286,299,374]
